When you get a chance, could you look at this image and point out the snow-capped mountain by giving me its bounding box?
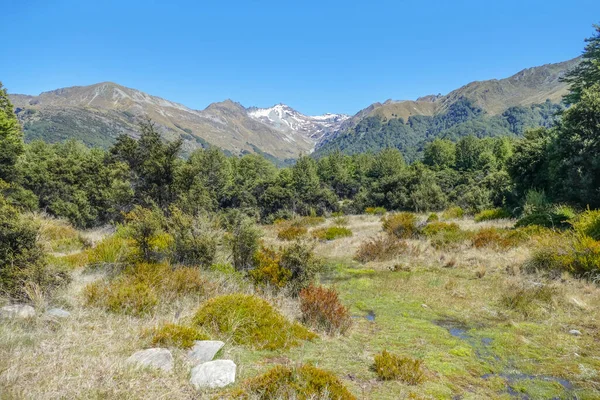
[248,104,349,148]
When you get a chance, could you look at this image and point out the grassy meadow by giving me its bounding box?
[1,212,600,400]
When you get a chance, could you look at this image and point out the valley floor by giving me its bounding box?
[1,215,600,399]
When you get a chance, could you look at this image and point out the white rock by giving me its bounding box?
[45,308,71,318]
[190,360,236,389]
[569,329,582,336]
[126,348,173,372]
[0,304,35,319]
[187,340,225,364]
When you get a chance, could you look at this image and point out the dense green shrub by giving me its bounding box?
[382,213,418,239]
[312,226,353,241]
[373,350,425,384]
[167,207,219,267]
[474,208,511,222]
[354,235,408,263]
[227,215,262,271]
[571,210,600,240]
[279,242,322,295]
[123,206,171,262]
[84,279,158,316]
[0,188,68,299]
[526,234,600,276]
[249,246,290,288]
[299,285,352,335]
[193,294,317,350]
[515,211,571,230]
[148,323,209,349]
[232,364,356,400]
[421,222,469,250]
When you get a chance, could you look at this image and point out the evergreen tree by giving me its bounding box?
[0,83,24,183]
[563,24,600,104]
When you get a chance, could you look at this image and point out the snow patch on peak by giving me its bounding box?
[248,104,349,147]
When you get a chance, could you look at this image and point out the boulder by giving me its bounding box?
[0,304,35,319]
[569,329,582,336]
[126,348,173,372]
[45,308,71,318]
[190,360,236,389]
[187,340,225,364]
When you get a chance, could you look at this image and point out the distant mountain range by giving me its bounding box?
[9,57,580,163]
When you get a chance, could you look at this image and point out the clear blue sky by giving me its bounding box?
[1,0,598,115]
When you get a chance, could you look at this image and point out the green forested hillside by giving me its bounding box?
[315,100,563,162]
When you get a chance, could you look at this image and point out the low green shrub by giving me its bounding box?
[442,206,465,219]
[0,191,68,300]
[426,213,439,222]
[87,235,131,268]
[516,206,573,230]
[250,246,290,288]
[571,209,600,240]
[193,294,317,350]
[526,233,600,276]
[382,213,417,239]
[354,235,408,263]
[83,263,207,315]
[231,364,356,400]
[148,323,209,349]
[312,226,353,241]
[277,225,307,241]
[299,285,352,335]
[422,222,470,250]
[474,208,511,222]
[373,350,425,384]
[365,207,386,215]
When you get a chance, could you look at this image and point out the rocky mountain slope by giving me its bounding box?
[323,57,580,146]
[10,57,579,161]
[11,83,319,161]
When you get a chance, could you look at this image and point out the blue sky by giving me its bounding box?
[1,0,598,115]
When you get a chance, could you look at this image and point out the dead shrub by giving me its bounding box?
[299,285,352,335]
[354,235,408,263]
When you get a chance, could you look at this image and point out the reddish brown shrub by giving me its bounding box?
[299,285,352,335]
[354,235,408,263]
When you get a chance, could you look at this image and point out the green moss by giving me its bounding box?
[193,294,317,350]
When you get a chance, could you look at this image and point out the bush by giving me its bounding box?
[250,246,291,288]
[277,225,307,241]
[279,242,322,295]
[193,294,317,350]
[442,206,465,219]
[0,192,68,300]
[426,213,439,222]
[87,235,131,268]
[84,278,158,316]
[354,235,408,263]
[421,222,469,250]
[471,227,525,249]
[373,350,425,384]
[526,234,600,276]
[148,323,209,349]
[382,213,417,239]
[232,364,356,400]
[124,206,171,262]
[312,226,353,241]
[83,263,206,315]
[474,208,511,222]
[299,285,352,335]
[365,207,386,215]
[515,211,571,230]
[167,208,219,267]
[227,215,262,271]
[571,209,600,240]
